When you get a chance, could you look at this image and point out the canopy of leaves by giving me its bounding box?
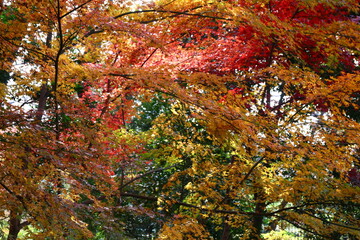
[0,0,359,239]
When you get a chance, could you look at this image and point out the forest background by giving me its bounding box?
[0,0,359,239]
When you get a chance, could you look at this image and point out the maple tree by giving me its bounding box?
[0,0,148,238]
[0,0,360,239]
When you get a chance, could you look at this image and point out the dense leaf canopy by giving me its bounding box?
[0,0,359,239]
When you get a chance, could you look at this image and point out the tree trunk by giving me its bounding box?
[250,199,266,239]
[35,84,49,121]
[221,220,231,240]
[249,174,266,240]
[7,210,21,240]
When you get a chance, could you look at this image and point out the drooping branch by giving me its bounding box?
[120,164,177,189]
[81,190,267,217]
[120,192,266,217]
[120,192,157,201]
[114,9,232,22]
[82,6,231,39]
[108,73,135,79]
[300,210,360,231]
[268,201,360,216]
[273,214,332,239]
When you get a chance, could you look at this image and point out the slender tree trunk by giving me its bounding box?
[221,220,231,240]
[35,84,49,121]
[249,173,266,240]
[7,210,21,240]
[35,30,52,121]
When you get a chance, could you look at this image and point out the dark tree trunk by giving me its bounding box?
[251,199,266,239]
[35,84,49,121]
[249,178,266,240]
[221,220,231,240]
[7,210,21,240]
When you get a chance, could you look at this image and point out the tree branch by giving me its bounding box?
[60,0,93,19]
[273,214,332,239]
[120,192,157,201]
[0,181,29,213]
[114,9,232,21]
[141,48,159,67]
[239,157,265,186]
[301,210,360,231]
[120,192,267,216]
[108,73,135,79]
[269,201,360,216]
[121,164,178,189]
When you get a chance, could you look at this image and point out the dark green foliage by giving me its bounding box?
[129,94,171,132]
[0,70,10,84]
[343,92,360,122]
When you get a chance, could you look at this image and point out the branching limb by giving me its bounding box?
[60,0,93,19]
[114,9,232,21]
[121,164,177,189]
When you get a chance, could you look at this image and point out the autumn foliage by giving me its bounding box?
[0,0,359,239]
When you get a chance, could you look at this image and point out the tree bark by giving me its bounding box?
[221,220,231,240]
[251,198,266,239]
[35,84,49,121]
[249,173,266,240]
[7,210,21,240]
